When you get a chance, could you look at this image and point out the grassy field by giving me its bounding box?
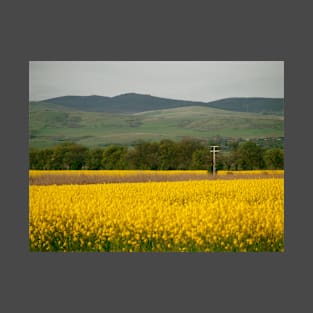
[29,104,284,148]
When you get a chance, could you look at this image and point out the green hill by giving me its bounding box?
[41,93,284,115]
[205,97,284,114]
[29,100,284,148]
[41,93,198,113]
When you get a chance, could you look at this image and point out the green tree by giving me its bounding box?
[191,148,211,170]
[41,148,55,169]
[29,148,41,169]
[49,143,88,169]
[63,143,88,169]
[86,148,104,169]
[102,145,128,169]
[220,152,233,170]
[129,141,160,170]
[237,141,265,170]
[263,148,284,169]
[176,138,204,170]
[158,139,178,170]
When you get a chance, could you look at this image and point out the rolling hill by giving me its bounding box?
[29,94,284,148]
[41,93,284,114]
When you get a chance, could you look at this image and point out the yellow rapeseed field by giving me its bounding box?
[29,177,284,252]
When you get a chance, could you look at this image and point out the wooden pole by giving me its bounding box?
[210,145,220,177]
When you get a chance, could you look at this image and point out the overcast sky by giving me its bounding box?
[29,61,284,102]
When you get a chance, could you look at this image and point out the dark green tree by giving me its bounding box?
[29,148,41,169]
[191,148,211,170]
[41,148,55,169]
[219,152,233,170]
[62,143,88,169]
[47,143,88,169]
[237,141,265,170]
[129,141,160,170]
[158,139,178,170]
[176,138,204,170]
[86,148,105,170]
[263,148,284,169]
[102,145,128,169]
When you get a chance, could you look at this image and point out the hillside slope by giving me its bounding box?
[29,101,284,148]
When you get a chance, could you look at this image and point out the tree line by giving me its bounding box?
[29,139,284,171]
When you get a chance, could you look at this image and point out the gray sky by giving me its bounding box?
[29,61,284,102]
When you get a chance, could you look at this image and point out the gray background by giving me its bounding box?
[1,1,312,312]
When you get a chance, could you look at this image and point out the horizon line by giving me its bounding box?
[30,92,285,103]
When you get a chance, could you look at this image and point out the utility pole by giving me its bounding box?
[210,145,220,177]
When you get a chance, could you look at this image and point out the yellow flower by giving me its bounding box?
[29,172,284,252]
